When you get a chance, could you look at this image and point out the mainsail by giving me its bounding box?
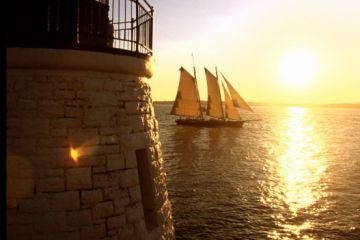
[221,73,254,112]
[205,68,224,119]
[170,67,202,118]
[222,82,241,120]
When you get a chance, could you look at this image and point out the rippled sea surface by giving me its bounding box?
[154,103,360,240]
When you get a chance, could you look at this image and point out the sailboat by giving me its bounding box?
[170,66,256,127]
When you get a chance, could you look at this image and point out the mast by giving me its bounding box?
[192,53,197,81]
[215,66,225,119]
[192,53,203,118]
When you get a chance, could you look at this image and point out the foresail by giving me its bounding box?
[221,73,254,112]
[170,67,202,118]
[222,82,241,120]
[205,68,224,119]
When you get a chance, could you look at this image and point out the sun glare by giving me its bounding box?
[278,48,319,87]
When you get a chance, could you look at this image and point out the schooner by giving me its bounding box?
[170,66,255,127]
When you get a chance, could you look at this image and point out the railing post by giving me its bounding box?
[135,0,139,53]
[149,6,153,53]
[131,17,134,51]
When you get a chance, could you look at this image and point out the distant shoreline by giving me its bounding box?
[154,101,360,109]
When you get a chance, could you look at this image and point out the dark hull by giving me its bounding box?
[175,118,245,128]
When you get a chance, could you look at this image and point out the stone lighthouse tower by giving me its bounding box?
[6,0,174,239]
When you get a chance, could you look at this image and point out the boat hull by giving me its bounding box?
[175,118,245,128]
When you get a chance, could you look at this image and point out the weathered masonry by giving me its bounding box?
[6,0,174,239]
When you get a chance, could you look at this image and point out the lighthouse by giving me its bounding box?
[6,0,174,239]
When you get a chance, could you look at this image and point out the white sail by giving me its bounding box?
[221,73,254,112]
[170,67,202,118]
[205,68,224,119]
[222,82,241,120]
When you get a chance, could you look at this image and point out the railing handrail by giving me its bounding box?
[135,1,153,17]
[131,0,153,12]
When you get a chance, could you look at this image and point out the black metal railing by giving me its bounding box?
[7,0,153,57]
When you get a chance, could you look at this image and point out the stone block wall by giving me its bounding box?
[6,48,174,239]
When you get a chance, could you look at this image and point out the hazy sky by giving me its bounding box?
[148,0,360,104]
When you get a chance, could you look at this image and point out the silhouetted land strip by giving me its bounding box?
[154,101,360,109]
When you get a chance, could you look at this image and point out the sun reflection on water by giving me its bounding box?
[264,107,329,239]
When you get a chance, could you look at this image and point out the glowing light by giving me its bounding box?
[278,48,319,87]
[70,146,79,163]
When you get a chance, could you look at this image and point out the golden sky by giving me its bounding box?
[149,0,360,104]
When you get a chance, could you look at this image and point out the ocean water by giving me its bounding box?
[154,103,360,240]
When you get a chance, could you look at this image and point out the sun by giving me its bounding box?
[278,48,319,87]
